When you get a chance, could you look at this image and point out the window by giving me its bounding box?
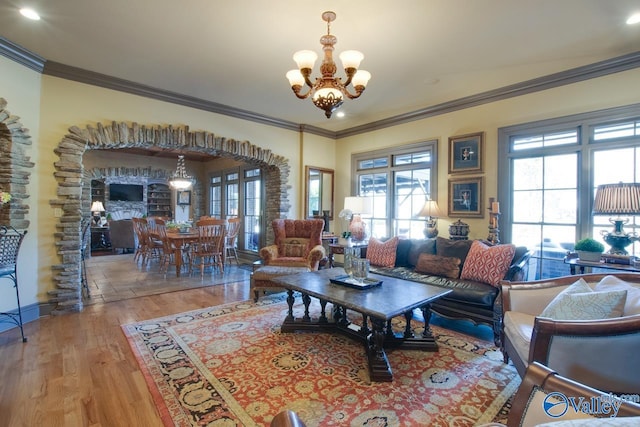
[499,104,640,280]
[208,167,263,253]
[352,141,437,239]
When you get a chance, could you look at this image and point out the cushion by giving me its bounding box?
[394,238,413,267]
[594,275,640,316]
[408,239,436,267]
[280,238,307,257]
[436,237,474,266]
[366,237,399,268]
[540,279,627,320]
[459,241,516,286]
[414,253,461,279]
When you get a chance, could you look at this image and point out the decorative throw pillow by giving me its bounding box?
[436,237,474,266]
[414,253,461,279]
[459,240,516,286]
[407,239,436,267]
[366,236,399,268]
[594,275,640,316]
[281,239,307,257]
[540,288,627,320]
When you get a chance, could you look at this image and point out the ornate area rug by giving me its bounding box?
[122,295,519,426]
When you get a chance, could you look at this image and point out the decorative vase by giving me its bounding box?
[449,219,470,240]
[349,214,367,242]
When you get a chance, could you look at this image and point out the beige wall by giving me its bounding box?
[335,67,640,240]
[0,56,41,312]
[2,53,640,311]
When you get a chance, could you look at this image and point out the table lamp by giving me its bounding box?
[344,196,373,241]
[91,200,105,226]
[418,199,443,238]
[592,182,640,254]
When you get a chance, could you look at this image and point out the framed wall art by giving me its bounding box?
[177,190,191,206]
[448,132,484,174]
[448,177,484,218]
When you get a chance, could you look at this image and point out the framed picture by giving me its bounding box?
[448,132,484,174]
[449,177,484,217]
[177,190,191,206]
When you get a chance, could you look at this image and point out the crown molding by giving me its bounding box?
[0,37,45,72]
[336,50,640,138]
[2,37,639,140]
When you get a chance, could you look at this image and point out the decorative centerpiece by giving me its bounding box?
[574,237,605,262]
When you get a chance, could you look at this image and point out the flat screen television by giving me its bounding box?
[109,184,144,201]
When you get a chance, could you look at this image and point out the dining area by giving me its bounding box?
[131,216,242,278]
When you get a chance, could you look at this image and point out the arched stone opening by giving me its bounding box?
[50,121,291,314]
[0,98,34,229]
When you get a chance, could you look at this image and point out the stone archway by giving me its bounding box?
[50,121,291,314]
[0,98,35,229]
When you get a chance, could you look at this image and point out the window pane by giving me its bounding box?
[513,157,543,190]
[594,121,639,141]
[513,190,543,222]
[544,154,577,189]
[594,147,636,186]
[512,130,577,151]
[544,189,577,223]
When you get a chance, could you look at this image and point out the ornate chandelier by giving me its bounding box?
[169,155,193,190]
[286,11,371,119]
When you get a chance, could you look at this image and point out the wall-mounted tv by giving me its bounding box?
[109,184,144,202]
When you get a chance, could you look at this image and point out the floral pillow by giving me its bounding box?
[366,237,399,268]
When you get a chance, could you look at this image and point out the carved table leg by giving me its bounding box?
[404,311,414,338]
[285,290,295,321]
[319,299,328,323]
[302,293,311,322]
[367,318,392,382]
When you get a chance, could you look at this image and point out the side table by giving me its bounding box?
[563,254,640,275]
[328,242,368,268]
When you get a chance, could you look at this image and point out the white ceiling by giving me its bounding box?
[1,0,639,132]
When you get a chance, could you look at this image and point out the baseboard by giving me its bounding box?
[0,302,47,334]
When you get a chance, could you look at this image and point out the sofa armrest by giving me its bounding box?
[504,249,533,281]
[306,244,326,270]
[529,314,640,394]
[259,245,279,264]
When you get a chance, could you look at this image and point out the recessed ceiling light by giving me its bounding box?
[627,12,640,25]
[336,111,345,118]
[19,8,40,20]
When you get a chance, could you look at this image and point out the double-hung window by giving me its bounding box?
[499,104,640,280]
[352,141,438,239]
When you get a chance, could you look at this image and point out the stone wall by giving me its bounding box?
[50,121,291,314]
[0,98,34,229]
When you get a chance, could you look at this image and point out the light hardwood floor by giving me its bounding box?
[0,253,253,427]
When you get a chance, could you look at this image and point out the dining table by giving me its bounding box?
[164,230,199,277]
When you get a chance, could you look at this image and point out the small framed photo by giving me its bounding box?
[449,177,484,217]
[449,132,484,174]
[177,190,191,206]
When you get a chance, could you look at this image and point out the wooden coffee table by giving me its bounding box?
[272,268,452,382]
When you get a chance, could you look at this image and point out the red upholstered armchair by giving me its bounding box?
[259,219,326,270]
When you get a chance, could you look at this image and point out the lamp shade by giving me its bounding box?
[417,200,443,218]
[592,183,640,215]
[90,201,105,213]
[344,196,373,215]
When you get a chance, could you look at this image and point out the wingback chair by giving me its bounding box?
[259,219,326,270]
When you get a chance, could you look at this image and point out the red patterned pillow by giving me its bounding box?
[460,241,516,287]
[366,237,399,268]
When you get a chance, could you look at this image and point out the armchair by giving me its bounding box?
[501,273,640,395]
[259,219,326,270]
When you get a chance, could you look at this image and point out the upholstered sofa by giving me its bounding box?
[368,236,532,345]
[501,273,640,395]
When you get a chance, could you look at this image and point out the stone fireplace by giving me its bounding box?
[50,121,291,314]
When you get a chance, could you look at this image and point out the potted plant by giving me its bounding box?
[574,237,605,262]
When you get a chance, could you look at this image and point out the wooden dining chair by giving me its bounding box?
[154,219,179,276]
[131,217,149,264]
[190,218,227,277]
[224,217,241,265]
